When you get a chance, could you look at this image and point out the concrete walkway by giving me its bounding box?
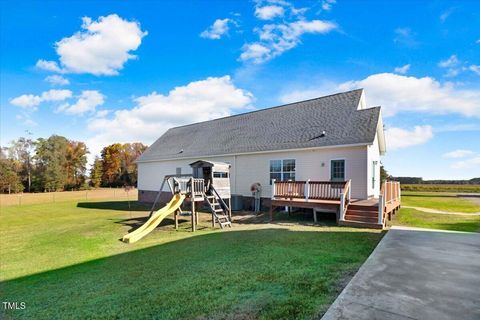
[322,226,480,320]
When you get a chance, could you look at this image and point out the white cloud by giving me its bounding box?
[321,0,336,11]
[36,59,63,73]
[443,149,475,159]
[394,64,410,74]
[385,125,433,150]
[10,89,72,109]
[240,43,272,64]
[57,90,104,115]
[280,73,480,117]
[45,75,70,86]
[438,54,459,68]
[10,95,42,108]
[41,89,72,101]
[469,65,480,76]
[38,14,147,76]
[451,156,480,169]
[255,5,285,20]
[200,18,232,40]
[241,19,337,63]
[86,76,253,158]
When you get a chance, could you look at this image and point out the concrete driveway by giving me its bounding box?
[322,226,480,320]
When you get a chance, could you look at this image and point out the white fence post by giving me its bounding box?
[305,179,310,202]
[378,195,384,224]
[339,193,345,221]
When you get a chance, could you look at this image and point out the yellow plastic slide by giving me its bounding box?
[122,193,185,243]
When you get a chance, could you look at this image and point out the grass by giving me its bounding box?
[394,191,480,233]
[0,188,137,206]
[401,184,480,193]
[394,208,480,233]
[401,191,480,213]
[0,193,382,319]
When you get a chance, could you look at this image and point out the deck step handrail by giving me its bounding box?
[272,180,349,201]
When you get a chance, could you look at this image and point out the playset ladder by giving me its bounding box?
[204,188,231,229]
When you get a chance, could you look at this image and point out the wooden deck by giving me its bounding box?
[269,180,401,229]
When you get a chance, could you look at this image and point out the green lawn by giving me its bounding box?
[394,208,480,233]
[394,191,480,233]
[401,191,480,213]
[1,198,382,319]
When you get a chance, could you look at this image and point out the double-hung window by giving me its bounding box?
[270,159,296,183]
[330,160,345,181]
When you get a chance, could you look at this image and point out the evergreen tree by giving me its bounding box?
[90,156,103,188]
[35,135,69,191]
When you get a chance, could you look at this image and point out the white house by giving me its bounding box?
[137,89,386,207]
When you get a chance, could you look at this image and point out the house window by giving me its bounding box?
[330,160,345,181]
[176,167,182,176]
[213,172,228,178]
[270,159,296,184]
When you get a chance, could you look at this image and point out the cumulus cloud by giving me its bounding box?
[57,90,104,115]
[241,19,337,63]
[10,89,72,109]
[200,18,232,40]
[281,73,480,118]
[36,59,63,73]
[385,125,433,150]
[86,76,253,158]
[37,14,147,76]
[451,156,480,169]
[45,75,70,86]
[255,5,285,20]
[443,149,475,159]
[10,95,42,108]
[394,64,410,74]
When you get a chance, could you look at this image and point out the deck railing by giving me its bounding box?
[378,181,401,224]
[271,180,351,202]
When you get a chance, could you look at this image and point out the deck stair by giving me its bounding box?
[340,204,383,229]
[204,192,232,229]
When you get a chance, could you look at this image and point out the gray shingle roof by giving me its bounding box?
[137,89,381,162]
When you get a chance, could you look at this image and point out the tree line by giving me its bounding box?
[0,135,146,193]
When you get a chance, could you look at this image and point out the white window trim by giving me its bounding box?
[269,158,297,183]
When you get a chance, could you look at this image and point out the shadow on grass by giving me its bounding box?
[1,228,382,320]
[233,210,338,228]
[77,200,154,212]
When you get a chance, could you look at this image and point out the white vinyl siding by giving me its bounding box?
[138,145,370,199]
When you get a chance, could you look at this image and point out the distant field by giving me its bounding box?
[401,184,480,193]
[394,191,480,232]
[0,188,138,207]
[401,191,480,213]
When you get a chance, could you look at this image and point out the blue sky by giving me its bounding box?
[1,0,479,179]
